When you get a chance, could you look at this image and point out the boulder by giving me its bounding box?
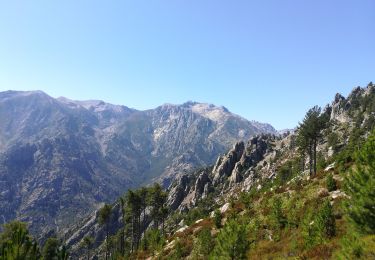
[220,203,230,214]
[317,188,329,198]
[325,162,336,172]
[330,190,348,200]
[176,225,189,234]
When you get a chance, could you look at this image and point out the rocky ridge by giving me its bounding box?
[166,83,375,212]
[63,83,375,258]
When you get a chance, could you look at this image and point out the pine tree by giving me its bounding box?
[192,227,214,259]
[0,221,40,259]
[326,173,337,192]
[297,106,327,176]
[344,130,375,234]
[139,187,149,237]
[159,205,169,234]
[316,200,336,240]
[126,190,141,252]
[98,204,112,260]
[144,228,165,257]
[214,209,222,229]
[211,219,249,260]
[271,197,286,229]
[296,126,309,172]
[42,237,60,260]
[119,197,126,255]
[57,245,69,260]
[81,236,94,260]
[149,183,168,231]
[301,210,317,249]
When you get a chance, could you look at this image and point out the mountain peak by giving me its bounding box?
[0,90,49,100]
[57,97,131,113]
[188,102,231,122]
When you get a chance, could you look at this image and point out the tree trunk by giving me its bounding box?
[309,141,313,176]
[313,138,317,176]
[131,216,134,253]
[137,213,141,250]
[301,151,305,172]
[105,225,109,260]
[120,228,124,255]
[142,207,146,238]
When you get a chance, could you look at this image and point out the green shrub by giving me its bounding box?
[271,197,286,229]
[239,191,253,211]
[211,219,249,260]
[0,221,41,259]
[316,200,336,240]
[214,209,222,229]
[192,227,214,259]
[302,210,317,249]
[326,174,337,192]
[143,228,165,256]
[327,131,339,150]
[335,230,364,259]
[344,130,375,234]
[316,152,328,172]
[302,200,336,248]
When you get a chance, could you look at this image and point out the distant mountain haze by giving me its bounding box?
[0,90,276,237]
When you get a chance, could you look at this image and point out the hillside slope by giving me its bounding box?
[63,82,375,259]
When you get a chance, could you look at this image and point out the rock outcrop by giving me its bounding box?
[167,135,273,210]
[229,135,269,185]
[192,171,212,204]
[167,174,191,210]
[212,141,245,185]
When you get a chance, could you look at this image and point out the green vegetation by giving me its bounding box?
[141,228,165,256]
[0,221,69,259]
[344,130,375,235]
[159,129,375,259]
[192,227,214,259]
[109,183,168,258]
[81,236,94,260]
[211,219,250,260]
[98,203,112,260]
[270,197,287,230]
[0,221,40,259]
[297,105,328,176]
[214,209,222,229]
[326,173,337,192]
[184,196,216,226]
[42,237,68,260]
[2,88,375,259]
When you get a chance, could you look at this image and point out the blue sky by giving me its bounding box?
[0,1,374,129]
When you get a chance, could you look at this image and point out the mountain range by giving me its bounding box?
[0,90,276,237]
[62,83,375,259]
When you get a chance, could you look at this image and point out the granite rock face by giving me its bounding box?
[212,141,245,185]
[167,174,190,211]
[167,134,274,210]
[328,83,375,124]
